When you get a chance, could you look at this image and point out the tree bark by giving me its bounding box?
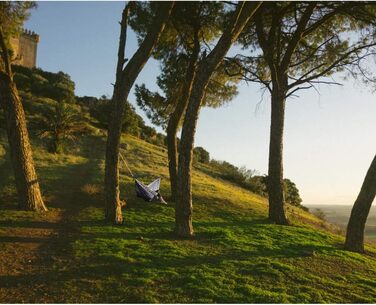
[104,2,174,224]
[0,27,46,212]
[175,71,207,237]
[166,122,179,201]
[0,73,47,211]
[175,1,262,237]
[268,85,289,225]
[344,154,376,253]
[166,30,200,202]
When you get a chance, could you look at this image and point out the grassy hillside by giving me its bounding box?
[1,132,376,303]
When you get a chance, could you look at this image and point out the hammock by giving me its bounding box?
[119,152,167,204]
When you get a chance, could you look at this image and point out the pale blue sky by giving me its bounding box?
[26,2,376,206]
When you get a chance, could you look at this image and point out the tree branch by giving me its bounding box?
[280,2,316,72]
[288,42,376,89]
[115,3,130,82]
[302,2,372,38]
[286,84,313,98]
[224,56,272,92]
[289,35,337,68]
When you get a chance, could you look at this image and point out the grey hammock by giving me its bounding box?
[135,178,167,204]
[119,153,167,204]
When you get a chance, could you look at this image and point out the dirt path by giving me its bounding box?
[0,138,104,302]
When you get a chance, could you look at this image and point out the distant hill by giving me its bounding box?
[307,204,376,243]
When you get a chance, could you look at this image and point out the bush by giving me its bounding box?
[85,96,142,136]
[206,160,303,208]
[193,147,210,164]
[312,208,326,221]
[35,101,86,153]
[13,65,75,103]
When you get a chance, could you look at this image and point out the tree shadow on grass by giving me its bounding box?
[0,136,109,302]
[0,233,338,302]
[0,135,357,303]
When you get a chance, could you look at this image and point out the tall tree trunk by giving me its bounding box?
[166,31,200,202]
[0,73,47,211]
[268,85,289,225]
[175,2,262,237]
[105,85,128,224]
[51,132,61,153]
[344,154,376,253]
[0,27,46,212]
[104,2,174,224]
[166,113,180,202]
[175,72,207,237]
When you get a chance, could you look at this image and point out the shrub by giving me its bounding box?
[35,101,86,153]
[194,147,210,164]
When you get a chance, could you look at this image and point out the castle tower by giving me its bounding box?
[10,29,39,68]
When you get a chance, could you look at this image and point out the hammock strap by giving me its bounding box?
[119,152,135,179]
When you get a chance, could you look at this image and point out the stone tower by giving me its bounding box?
[10,29,39,68]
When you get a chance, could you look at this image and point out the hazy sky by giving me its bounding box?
[25,2,376,206]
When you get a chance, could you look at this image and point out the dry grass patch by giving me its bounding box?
[81,183,102,195]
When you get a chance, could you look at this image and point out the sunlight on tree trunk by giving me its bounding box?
[175,1,262,237]
[166,121,179,202]
[166,40,199,202]
[345,154,376,253]
[0,73,47,212]
[0,27,46,212]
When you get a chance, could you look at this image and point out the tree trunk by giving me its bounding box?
[175,72,207,237]
[105,86,126,224]
[166,119,179,202]
[344,154,376,253]
[166,32,200,202]
[0,73,47,212]
[104,2,174,224]
[51,132,61,154]
[175,2,262,237]
[268,86,289,225]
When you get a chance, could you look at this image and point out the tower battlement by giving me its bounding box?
[21,29,40,43]
[10,28,39,68]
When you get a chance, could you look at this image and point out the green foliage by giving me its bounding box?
[82,95,144,136]
[135,84,171,128]
[134,2,239,130]
[193,146,210,164]
[200,160,304,208]
[235,2,376,94]
[35,101,86,153]
[136,61,239,130]
[0,1,36,41]
[8,63,168,151]
[77,95,166,147]
[284,178,303,207]
[13,65,75,103]
[129,2,224,55]
[209,160,247,185]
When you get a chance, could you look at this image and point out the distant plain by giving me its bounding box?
[307,205,376,242]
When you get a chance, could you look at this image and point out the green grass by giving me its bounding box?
[1,132,376,303]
